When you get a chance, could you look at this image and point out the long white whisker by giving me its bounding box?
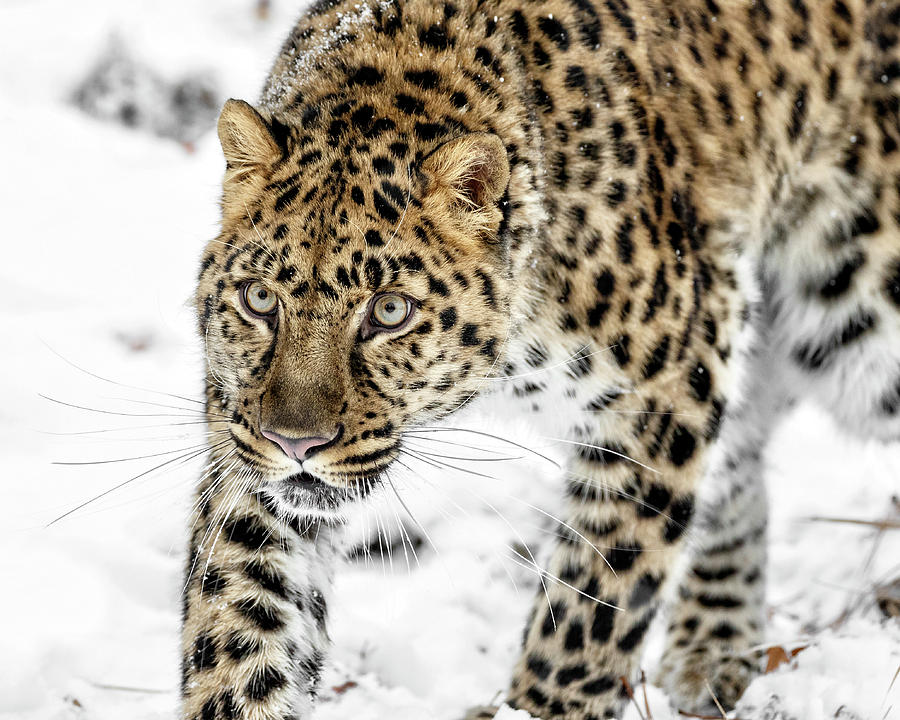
[37,420,229,436]
[198,468,257,588]
[509,496,616,576]
[186,450,240,540]
[540,436,660,475]
[398,434,509,455]
[459,483,557,626]
[46,439,230,528]
[99,395,230,418]
[408,427,560,467]
[505,551,623,611]
[490,344,614,382]
[40,341,206,406]
[385,162,412,247]
[39,394,214,420]
[53,441,222,466]
[387,475,439,561]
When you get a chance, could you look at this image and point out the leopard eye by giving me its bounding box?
[370,294,412,329]
[242,281,278,318]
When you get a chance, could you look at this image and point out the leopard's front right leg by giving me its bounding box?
[181,480,339,720]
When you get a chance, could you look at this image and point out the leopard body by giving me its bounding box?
[183,0,900,717]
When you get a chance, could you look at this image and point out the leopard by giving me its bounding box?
[182,0,900,718]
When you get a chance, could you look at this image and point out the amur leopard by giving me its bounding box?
[184,0,900,717]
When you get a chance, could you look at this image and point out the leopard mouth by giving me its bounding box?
[226,427,397,519]
[284,471,326,492]
[266,470,380,519]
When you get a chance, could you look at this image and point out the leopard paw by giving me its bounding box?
[656,648,759,712]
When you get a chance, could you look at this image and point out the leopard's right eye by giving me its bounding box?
[371,294,412,328]
[241,281,278,319]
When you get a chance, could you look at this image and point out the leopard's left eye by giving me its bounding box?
[370,294,412,329]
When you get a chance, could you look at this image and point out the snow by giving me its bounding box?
[1,2,898,720]
[262,0,399,110]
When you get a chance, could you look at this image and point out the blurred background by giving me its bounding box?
[1,2,898,719]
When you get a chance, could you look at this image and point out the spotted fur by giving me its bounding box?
[184,0,900,718]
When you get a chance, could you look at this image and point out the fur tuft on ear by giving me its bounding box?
[422,133,510,237]
[217,99,286,221]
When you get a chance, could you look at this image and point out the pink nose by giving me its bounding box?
[260,426,342,461]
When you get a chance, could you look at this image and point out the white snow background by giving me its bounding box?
[1,1,899,719]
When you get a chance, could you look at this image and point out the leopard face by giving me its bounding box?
[196,101,512,518]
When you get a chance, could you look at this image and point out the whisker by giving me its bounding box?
[408,426,560,468]
[451,480,556,624]
[44,429,230,446]
[256,494,293,555]
[504,550,622,611]
[395,506,422,571]
[204,326,230,392]
[185,455,242,580]
[446,319,513,414]
[207,238,243,251]
[507,496,616,576]
[405,451,604,613]
[368,505,388,575]
[46,438,231,528]
[41,341,206,406]
[196,468,255,589]
[564,470,691,537]
[401,443,522,463]
[397,460,529,599]
[188,452,238,527]
[389,504,414,575]
[244,204,278,254]
[52,441,218,466]
[540,436,660,475]
[375,508,395,575]
[38,420,229,436]
[402,448,500,482]
[387,475,439,559]
[40,394,214,420]
[189,448,240,511]
[99,395,229,418]
[583,408,703,419]
[489,344,614,382]
[385,162,412,247]
[359,480,376,571]
[397,448,445,474]
[398,433,510,456]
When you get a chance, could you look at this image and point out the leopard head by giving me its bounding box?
[196,99,512,518]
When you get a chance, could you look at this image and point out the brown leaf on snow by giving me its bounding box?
[114,330,156,352]
[764,644,808,673]
[331,680,358,695]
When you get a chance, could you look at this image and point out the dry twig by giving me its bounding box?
[640,670,654,720]
[806,516,900,530]
[704,679,728,719]
[619,676,647,720]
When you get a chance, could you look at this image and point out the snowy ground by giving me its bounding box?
[1,2,899,719]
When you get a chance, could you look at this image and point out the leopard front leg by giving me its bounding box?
[656,341,790,712]
[504,410,710,719]
[180,479,339,720]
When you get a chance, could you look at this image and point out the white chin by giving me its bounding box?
[264,480,350,521]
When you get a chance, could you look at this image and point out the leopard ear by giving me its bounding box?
[217,99,287,219]
[422,133,510,238]
[218,99,284,172]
